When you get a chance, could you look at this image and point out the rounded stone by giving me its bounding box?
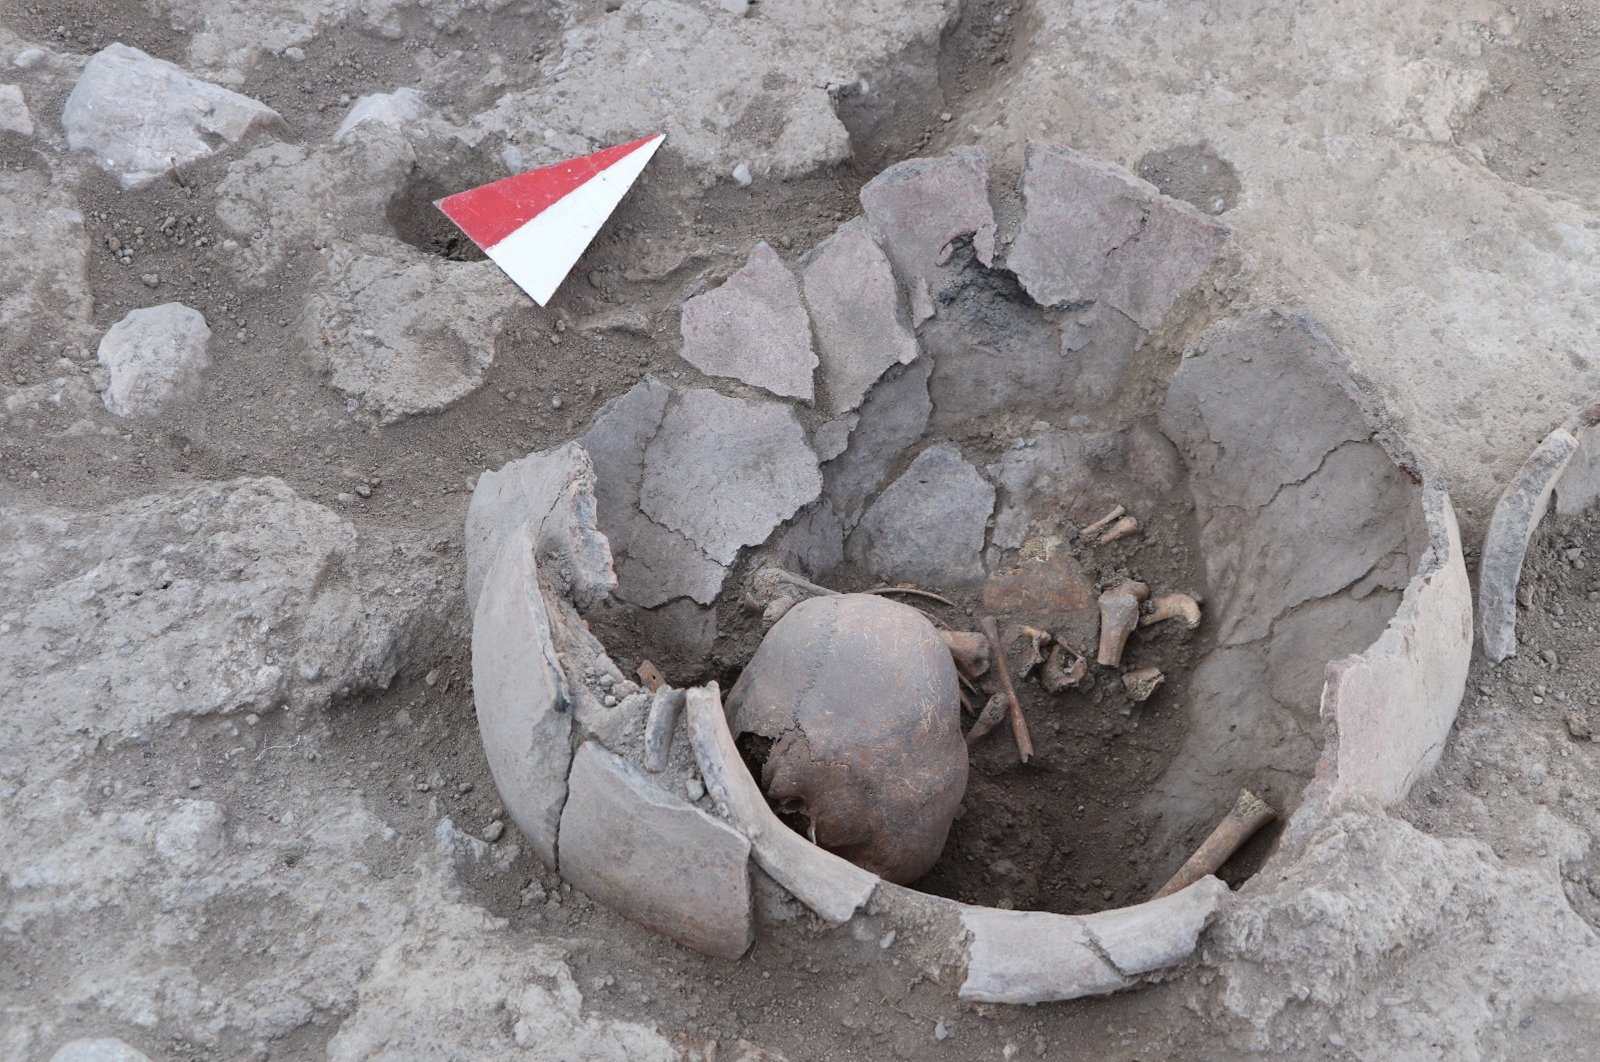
[725,593,967,884]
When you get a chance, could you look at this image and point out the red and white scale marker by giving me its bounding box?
[434,133,665,306]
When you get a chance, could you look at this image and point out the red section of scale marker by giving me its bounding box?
[434,133,665,306]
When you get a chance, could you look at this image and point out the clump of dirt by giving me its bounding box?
[1136,143,1241,216]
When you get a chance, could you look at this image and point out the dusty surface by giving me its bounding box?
[4,0,1600,1059]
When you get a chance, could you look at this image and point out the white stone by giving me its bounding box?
[0,83,33,136]
[96,303,211,418]
[49,1040,152,1062]
[335,88,425,143]
[62,44,283,189]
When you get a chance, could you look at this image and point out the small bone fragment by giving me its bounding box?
[1140,592,1202,630]
[1095,516,1140,545]
[965,692,1010,746]
[1081,505,1126,539]
[1096,580,1149,667]
[1153,788,1277,899]
[1121,667,1165,702]
[941,630,992,679]
[637,659,666,692]
[643,685,688,772]
[980,616,1034,763]
[763,595,800,625]
[1014,626,1052,678]
[1040,644,1088,693]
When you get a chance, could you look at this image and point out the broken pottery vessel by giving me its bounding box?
[466,143,1473,1004]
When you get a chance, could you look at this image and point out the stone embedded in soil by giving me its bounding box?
[1007,141,1226,328]
[860,147,996,324]
[847,443,995,586]
[48,1040,153,1062]
[62,44,284,189]
[335,88,425,143]
[0,84,33,137]
[304,244,516,424]
[0,478,435,780]
[465,441,616,615]
[801,218,919,413]
[774,500,846,581]
[325,901,678,1062]
[680,241,817,401]
[95,303,212,419]
[558,741,754,960]
[639,387,823,566]
[824,358,933,527]
[471,522,575,870]
[2,169,93,352]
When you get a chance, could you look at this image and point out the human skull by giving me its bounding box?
[725,593,968,884]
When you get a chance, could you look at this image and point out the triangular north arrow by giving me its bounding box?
[435,133,664,306]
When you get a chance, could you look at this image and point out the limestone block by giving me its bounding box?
[801,218,917,413]
[847,443,994,585]
[96,303,211,418]
[63,44,283,189]
[680,241,816,401]
[558,740,754,959]
[471,522,573,869]
[860,147,995,323]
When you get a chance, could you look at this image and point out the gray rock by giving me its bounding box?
[1007,141,1226,328]
[1,170,93,353]
[96,303,211,418]
[0,478,433,780]
[0,83,33,136]
[215,140,415,284]
[49,1040,153,1062]
[471,522,574,870]
[802,218,918,413]
[325,903,678,1061]
[304,243,516,423]
[559,741,754,959]
[680,241,816,401]
[465,441,615,615]
[824,358,933,526]
[579,377,729,607]
[847,443,994,585]
[335,88,425,143]
[860,147,996,324]
[62,44,283,189]
[639,388,822,566]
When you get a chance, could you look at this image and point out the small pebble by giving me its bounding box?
[603,694,618,707]
[188,777,202,789]
[934,1019,951,1042]
[141,273,159,288]
[731,162,753,187]
[483,820,505,843]
[685,777,706,801]
[551,395,563,409]
[425,668,440,686]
